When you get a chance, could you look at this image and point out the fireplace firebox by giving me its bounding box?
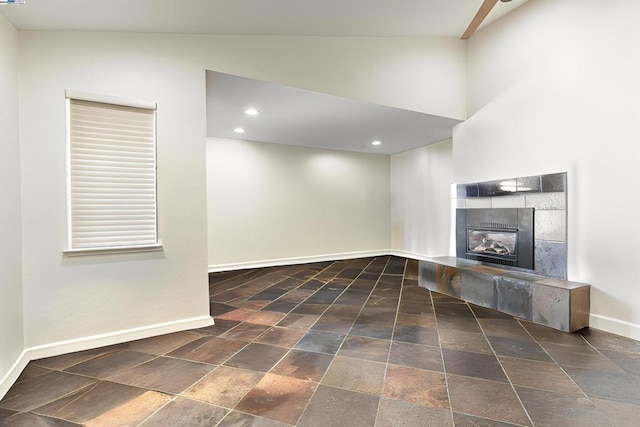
[456,208,534,270]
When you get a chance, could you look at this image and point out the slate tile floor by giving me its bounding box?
[2,256,640,426]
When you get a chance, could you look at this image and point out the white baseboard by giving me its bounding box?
[0,315,213,401]
[589,313,640,341]
[209,249,391,272]
[0,350,29,401]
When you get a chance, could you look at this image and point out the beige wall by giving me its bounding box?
[0,13,24,397]
[390,139,454,258]
[457,0,640,338]
[207,138,390,269]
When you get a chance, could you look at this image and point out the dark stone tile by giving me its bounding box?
[357,306,397,323]
[453,412,523,427]
[477,318,531,339]
[31,345,126,371]
[541,172,566,192]
[310,306,360,334]
[124,331,202,355]
[0,408,17,420]
[389,341,443,372]
[0,412,82,426]
[521,321,587,346]
[194,319,241,336]
[382,365,449,408]
[270,349,333,382]
[398,300,433,316]
[517,175,542,193]
[139,396,227,426]
[321,356,385,395]
[298,279,325,291]
[253,326,305,348]
[543,342,625,372]
[223,343,288,372]
[447,375,530,426]
[438,328,493,354]
[107,356,214,394]
[565,366,640,406]
[499,357,581,393]
[334,289,370,307]
[291,303,328,315]
[304,288,342,305]
[383,262,405,275]
[442,348,507,382]
[338,336,390,362]
[0,371,96,412]
[364,296,399,309]
[488,335,553,362]
[182,366,263,408]
[349,319,394,340]
[210,302,240,316]
[167,336,247,365]
[32,380,170,425]
[215,308,256,322]
[294,330,345,355]
[218,411,289,427]
[591,398,640,427]
[14,365,52,383]
[244,311,287,326]
[276,313,319,330]
[261,300,298,313]
[297,385,378,427]
[516,385,612,427]
[601,349,640,376]
[377,399,453,426]
[469,304,514,319]
[235,374,316,425]
[347,278,377,292]
[220,323,270,342]
[580,328,640,353]
[396,312,436,328]
[393,325,439,346]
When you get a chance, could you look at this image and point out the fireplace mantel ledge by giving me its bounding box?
[418,256,589,333]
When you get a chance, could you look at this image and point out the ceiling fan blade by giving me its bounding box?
[461,0,499,40]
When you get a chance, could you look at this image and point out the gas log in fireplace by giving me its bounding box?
[456,208,534,270]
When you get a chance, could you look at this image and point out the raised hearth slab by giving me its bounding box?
[418,256,589,332]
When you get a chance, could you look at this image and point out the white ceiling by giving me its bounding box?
[207,71,462,155]
[1,0,529,37]
[1,0,529,155]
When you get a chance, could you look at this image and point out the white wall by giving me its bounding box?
[0,13,24,396]
[207,138,390,269]
[16,31,466,354]
[456,0,640,338]
[390,139,454,257]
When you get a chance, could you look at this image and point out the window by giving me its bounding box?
[64,90,161,255]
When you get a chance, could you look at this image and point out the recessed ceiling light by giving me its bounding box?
[245,108,260,116]
[233,127,245,134]
[372,140,382,146]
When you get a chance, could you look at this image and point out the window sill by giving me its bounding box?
[62,243,164,257]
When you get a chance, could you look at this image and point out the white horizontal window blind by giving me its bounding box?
[67,94,158,251]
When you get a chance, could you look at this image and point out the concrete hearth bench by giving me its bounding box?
[418,256,590,332]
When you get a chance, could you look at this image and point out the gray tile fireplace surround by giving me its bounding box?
[434,172,588,332]
[455,172,567,279]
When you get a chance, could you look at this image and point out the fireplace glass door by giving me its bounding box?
[467,229,517,258]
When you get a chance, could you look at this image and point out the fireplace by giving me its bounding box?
[456,208,534,269]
